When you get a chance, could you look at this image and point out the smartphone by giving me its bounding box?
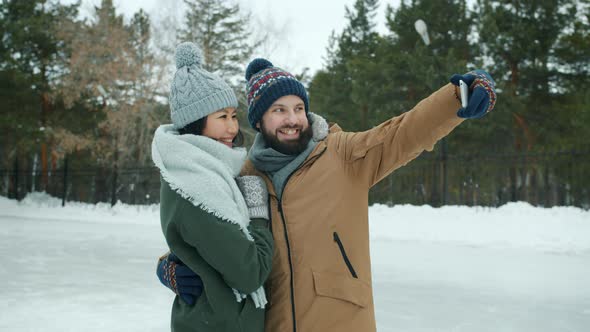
[459,80,468,108]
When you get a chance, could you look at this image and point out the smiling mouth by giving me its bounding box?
[218,138,234,147]
[278,128,300,139]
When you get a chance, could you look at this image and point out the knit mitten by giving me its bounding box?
[236,176,269,220]
[157,252,203,305]
[450,69,497,119]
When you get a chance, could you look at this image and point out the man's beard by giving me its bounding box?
[260,122,313,155]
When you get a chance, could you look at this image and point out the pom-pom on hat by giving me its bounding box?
[169,42,238,129]
[175,42,203,69]
[245,58,309,130]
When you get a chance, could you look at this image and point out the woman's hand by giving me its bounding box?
[236,176,269,220]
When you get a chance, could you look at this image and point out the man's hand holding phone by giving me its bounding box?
[450,70,497,119]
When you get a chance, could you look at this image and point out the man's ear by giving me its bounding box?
[256,122,260,129]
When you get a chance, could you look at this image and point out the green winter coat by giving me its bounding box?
[159,180,274,332]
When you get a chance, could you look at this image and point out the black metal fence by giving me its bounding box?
[370,150,590,209]
[2,150,589,209]
[1,165,162,206]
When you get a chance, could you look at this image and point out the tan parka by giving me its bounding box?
[241,84,465,332]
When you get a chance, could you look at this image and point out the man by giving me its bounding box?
[158,58,496,331]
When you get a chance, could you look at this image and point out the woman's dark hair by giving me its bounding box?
[178,116,244,147]
[178,117,207,136]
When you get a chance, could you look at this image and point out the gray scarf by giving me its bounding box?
[248,113,329,199]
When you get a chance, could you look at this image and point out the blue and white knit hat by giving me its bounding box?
[245,59,309,130]
[169,42,238,129]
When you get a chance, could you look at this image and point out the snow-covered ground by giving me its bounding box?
[1,193,589,331]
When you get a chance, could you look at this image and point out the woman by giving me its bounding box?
[151,42,273,332]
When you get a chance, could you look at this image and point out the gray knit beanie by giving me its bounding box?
[169,42,238,129]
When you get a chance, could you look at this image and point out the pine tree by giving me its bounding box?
[309,33,355,129]
[475,0,579,202]
[382,0,471,104]
[552,1,590,148]
[477,0,577,150]
[177,0,258,83]
[309,0,382,131]
[378,0,473,206]
[0,0,79,187]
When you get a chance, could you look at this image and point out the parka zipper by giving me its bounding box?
[277,202,297,332]
[277,145,327,332]
[333,232,358,279]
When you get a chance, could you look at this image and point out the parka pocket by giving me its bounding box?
[333,232,358,278]
[312,271,370,308]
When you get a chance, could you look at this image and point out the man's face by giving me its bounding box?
[257,95,312,155]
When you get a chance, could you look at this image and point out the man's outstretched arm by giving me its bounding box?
[333,70,496,187]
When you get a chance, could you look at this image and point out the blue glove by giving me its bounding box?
[450,69,497,119]
[156,252,203,305]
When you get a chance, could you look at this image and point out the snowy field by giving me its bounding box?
[1,193,589,332]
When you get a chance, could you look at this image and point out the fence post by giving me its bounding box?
[13,155,19,200]
[110,164,118,207]
[430,157,439,206]
[62,154,68,207]
[509,155,517,202]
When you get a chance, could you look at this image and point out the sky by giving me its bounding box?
[71,0,401,75]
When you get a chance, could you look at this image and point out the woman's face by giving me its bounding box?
[202,107,239,148]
